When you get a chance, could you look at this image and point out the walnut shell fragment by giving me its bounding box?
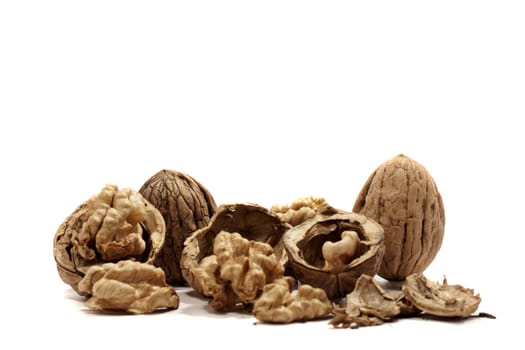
[329,274,414,328]
[53,184,165,295]
[271,196,336,226]
[189,230,284,311]
[181,203,289,297]
[353,154,445,281]
[78,260,179,314]
[139,169,217,284]
[402,273,481,318]
[284,212,385,299]
[253,277,332,324]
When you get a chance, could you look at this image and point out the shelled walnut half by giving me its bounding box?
[53,184,165,295]
[78,260,179,314]
[253,277,333,323]
[284,212,385,299]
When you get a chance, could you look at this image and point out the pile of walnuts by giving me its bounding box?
[53,155,493,327]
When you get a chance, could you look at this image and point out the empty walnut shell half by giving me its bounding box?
[53,184,166,295]
[353,154,445,281]
[139,169,217,284]
[180,203,290,296]
[283,212,385,299]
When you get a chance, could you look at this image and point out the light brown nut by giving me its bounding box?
[192,230,285,311]
[78,260,179,314]
[402,273,481,318]
[329,274,404,328]
[283,212,385,299]
[53,184,165,295]
[271,196,336,226]
[353,154,445,281]
[253,277,332,324]
[139,169,217,284]
[181,203,289,296]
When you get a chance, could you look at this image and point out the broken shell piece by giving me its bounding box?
[329,274,402,328]
[284,212,385,299]
[78,260,179,314]
[253,277,332,323]
[402,273,481,318]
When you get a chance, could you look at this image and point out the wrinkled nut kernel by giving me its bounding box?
[78,260,179,314]
[353,154,445,281]
[322,230,360,273]
[284,212,385,299]
[192,230,285,311]
[181,203,289,297]
[271,196,336,226]
[402,273,481,318]
[253,277,332,324]
[139,169,217,284]
[53,184,165,295]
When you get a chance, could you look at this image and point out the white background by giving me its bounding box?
[1,1,523,348]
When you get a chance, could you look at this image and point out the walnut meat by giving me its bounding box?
[190,230,284,311]
[253,277,332,324]
[181,203,289,296]
[283,212,385,299]
[353,154,445,281]
[78,260,179,314]
[139,169,217,284]
[271,196,336,226]
[53,184,165,295]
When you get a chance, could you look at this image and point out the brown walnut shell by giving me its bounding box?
[283,212,385,300]
[180,203,290,296]
[139,169,217,284]
[53,185,166,295]
[353,154,445,281]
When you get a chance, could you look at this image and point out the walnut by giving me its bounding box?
[271,196,336,226]
[190,230,284,311]
[53,184,165,295]
[78,260,179,314]
[283,212,385,299]
[181,203,289,297]
[253,277,333,324]
[139,169,217,284]
[329,274,409,328]
[353,154,445,281]
[402,273,481,318]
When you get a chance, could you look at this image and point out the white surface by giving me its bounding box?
[1,1,522,348]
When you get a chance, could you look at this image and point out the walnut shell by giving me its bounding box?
[53,184,166,295]
[139,169,217,284]
[180,203,290,296]
[283,212,385,300]
[353,154,445,281]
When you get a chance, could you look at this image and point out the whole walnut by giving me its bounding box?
[53,184,166,295]
[352,154,445,281]
[139,169,217,284]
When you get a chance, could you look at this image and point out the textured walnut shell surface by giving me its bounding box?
[139,169,217,284]
[283,212,385,300]
[353,154,445,281]
[180,203,290,295]
[53,199,165,295]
